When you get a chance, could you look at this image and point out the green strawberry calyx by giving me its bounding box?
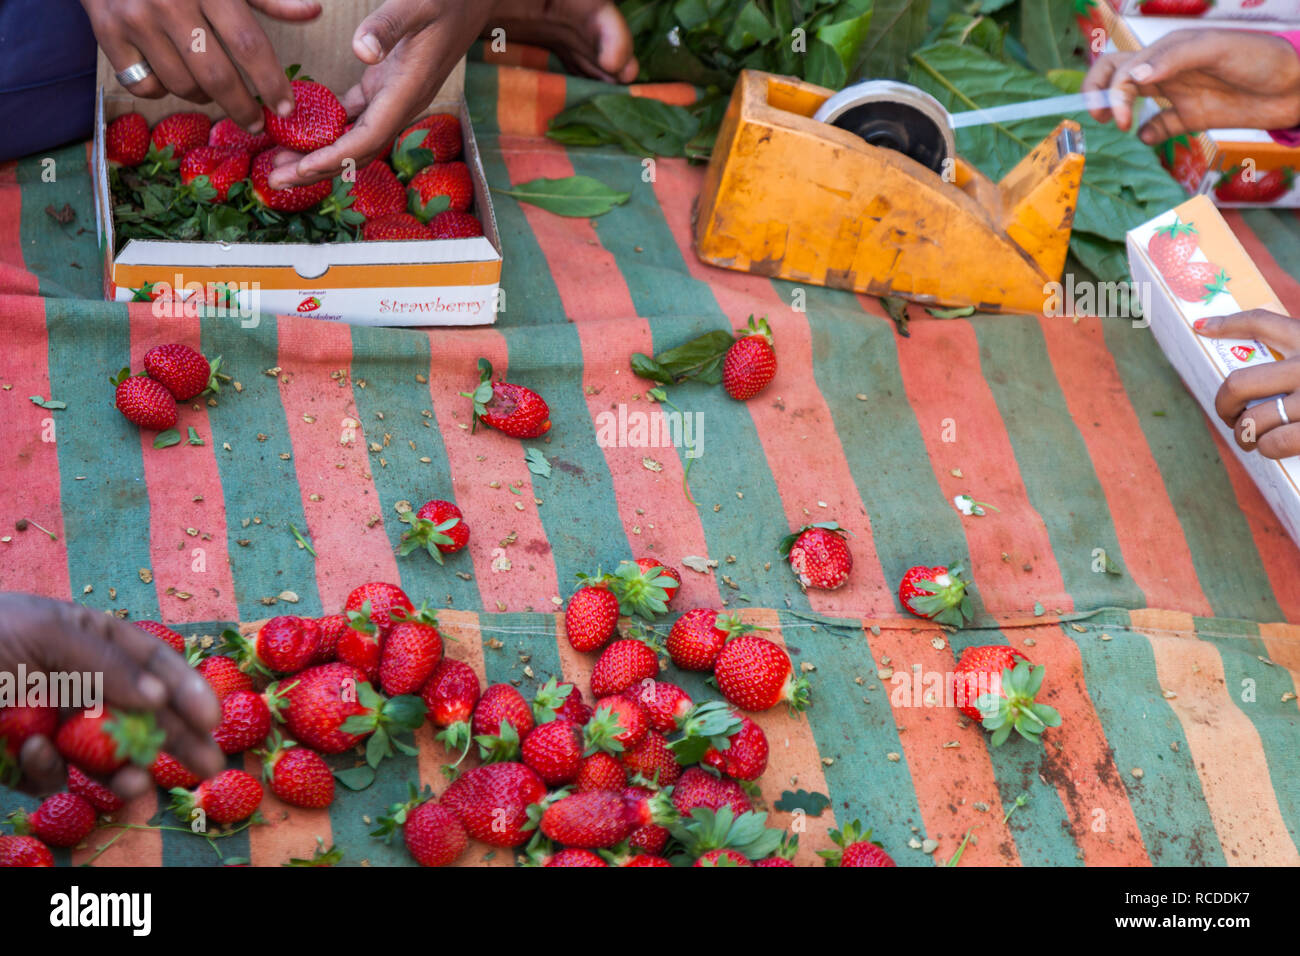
[458,358,497,432]
[817,819,880,866]
[735,314,773,347]
[583,705,629,756]
[392,128,435,182]
[609,559,675,620]
[338,682,428,770]
[105,708,167,768]
[669,700,743,764]
[397,509,460,565]
[780,669,813,715]
[975,661,1062,747]
[1197,268,1230,304]
[435,720,474,769]
[217,627,276,679]
[531,676,577,724]
[669,806,783,865]
[369,781,434,842]
[906,560,974,628]
[776,521,846,558]
[1152,216,1197,240]
[473,718,521,763]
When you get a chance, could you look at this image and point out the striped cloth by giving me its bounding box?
[2,50,1300,866]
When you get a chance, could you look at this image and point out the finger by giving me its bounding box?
[1106,57,1155,132]
[617,55,640,85]
[33,605,170,711]
[149,703,226,781]
[205,0,296,122]
[1082,54,1124,123]
[245,0,323,22]
[107,765,155,801]
[1196,309,1300,357]
[1233,396,1292,449]
[171,14,265,130]
[1215,361,1300,425]
[95,29,168,100]
[1137,108,1191,146]
[18,735,65,794]
[1258,422,1300,460]
[135,29,206,102]
[96,616,223,735]
[271,149,304,169]
[591,3,635,81]
[270,124,380,187]
[353,0,431,64]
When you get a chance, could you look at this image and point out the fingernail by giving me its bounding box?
[1140,128,1156,144]
[359,33,383,60]
[137,673,166,704]
[1193,318,1207,331]
[276,99,294,118]
[1131,63,1154,82]
[247,119,264,134]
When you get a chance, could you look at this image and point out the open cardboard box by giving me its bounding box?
[1128,194,1300,548]
[91,2,501,326]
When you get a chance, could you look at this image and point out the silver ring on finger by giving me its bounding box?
[1278,396,1292,426]
[115,62,154,87]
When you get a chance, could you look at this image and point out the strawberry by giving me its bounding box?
[228,616,321,676]
[259,734,334,809]
[899,562,974,627]
[953,645,1060,745]
[311,613,347,666]
[540,788,675,849]
[179,146,250,202]
[170,768,263,824]
[713,634,810,713]
[1215,166,1294,204]
[440,761,546,847]
[379,610,444,696]
[520,718,585,784]
[111,370,176,431]
[55,709,164,777]
[374,783,467,866]
[695,849,751,866]
[264,78,347,153]
[0,834,54,867]
[398,499,468,564]
[701,714,768,780]
[544,848,608,867]
[674,805,784,864]
[407,161,473,219]
[589,696,648,752]
[756,832,800,866]
[195,654,254,701]
[533,677,591,725]
[1138,0,1210,12]
[422,657,481,761]
[345,582,414,635]
[624,854,672,867]
[622,679,693,733]
[348,160,406,220]
[209,117,274,154]
[275,663,375,754]
[361,212,433,240]
[67,765,124,813]
[426,210,484,239]
[9,792,96,848]
[106,112,149,167]
[1159,136,1209,193]
[620,729,681,786]
[635,557,680,602]
[723,316,777,400]
[212,689,273,755]
[143,343,219,401]
[668,699,745,766]
[672,767,752,817]
[1146,217,1199,280]
[609,559,676,620]
[150,752,199,790]
[591,638,660,698]
[564,581,621,652]
[1166,263,1230,304]
[818,820,895,867]
[575,751,627,791]
[754,857,795,867]
[150,112,211,162]
[134,619,186,653]
[0,704,58,783]
[249,149,331,212]
[625,785,671,856]
[461,358,551,438]
[336,618,383,684]
[667,609,746,671]
[392,113,463,179]
[472,683,534,761]
[1073,0,1104,37]
[780,523,852,590]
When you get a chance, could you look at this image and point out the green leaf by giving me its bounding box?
[1018,0,1086,74]
[524,447,551,479]
[549,94,701,158]
[290,523,317,558]
[1032,601,1045,617]
[186,427,203,446]
[632,329,735,386]
[333,766,376,791]
[491,176,630,218]
[773,789,831,816]
[29,395,66,410]
[153,429,181,449]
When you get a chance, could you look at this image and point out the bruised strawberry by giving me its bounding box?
[780,523,852,590]
[898,563,973,627]
[461,358,551,438]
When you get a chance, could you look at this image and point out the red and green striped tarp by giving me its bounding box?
[3,51,1300,866]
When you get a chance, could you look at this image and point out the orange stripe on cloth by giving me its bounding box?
[869,619,1024,865]
[495,64,568,138]
[0,297,70,598]
[423,329,561,612]
[884,306,1072,615]
[493,131,721,609]
[244,750,333,866]
[1258,621,1300,674]
[1038,315,1213,615]
[628,83,698,107]
[1223,211,1300,314]
[1132,608,1300,865]
[653,157,894,615]
[128,305,239,623]
[483,42,553,71]
[74,794,161,866]
[0,164,37,296]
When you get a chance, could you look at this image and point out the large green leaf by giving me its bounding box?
[908,42,1186,281]
[1018,0,1085,73]
[857,0,928,80]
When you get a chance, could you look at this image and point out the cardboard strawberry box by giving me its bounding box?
[1114,0,1300,20]
[1128,194,1300,547]
[1103,12,1300,207]
[90,4,502,326]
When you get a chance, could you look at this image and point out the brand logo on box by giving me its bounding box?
[297,296,321,313]
[1231,345,1257,363]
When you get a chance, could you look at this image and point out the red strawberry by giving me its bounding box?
[0,834,54,867]
[620,729,681,786]
[408,161,473,219]
[520,719,584,784]
[422,658,481,759]
[345,582,414,635]
[695,849,752,867]
[134,619,186,653]
[55,710,164,777]
[68,765,124,813]
[635,557,680,603]
[544,848,608,867]
[1159,136,1209,193]
[540,788,674,849]
[361,212,433,240]
[1166,263,1230,304]
[565,583,621,652]
[1215,166,1294,204]
[667,609,746,671]
[392,113,463,179]
[702,714,769,780]
[818,821,895,867]
[472,683,534,760]
[609,559,676,620]
[313,613,349,665]
[348,159,406,220]
[953,645,1060,745]
[336,619,382,684]
[112,371,177,431]
[150,752,199,790]
[106,112,149,167]
[150,112,211,161]
[575,751,627,791]
[624,854,672,866]
[1146,217,1199,280]
[591,638,660,698]
[533,678,593,726]
[398,499,468,564]
[195,655,254,701]
[781,523,852,590]
[672,767,752,817]
[899,563,974,627]
[755,857,796,867]
[426,210,484,239]
[275,662,371,754]
[251,616,322,675]
[170,768,262,824]
[249,149,331,212]
[179,146,250,202]
[378,790,467,867]
[380,613,444,696]
[1138,0,1210,12]
[0,705,59,761]
[212,689,273,755]
[10,792,96,847]
[209,117,274,154]
[143,343,218,402]
[263,78,347,152]
[622,679,693,733]
[1073,0,1105,37]
[723,316,777,400]
[713,634,810,713]
[440,761,546,847]
[625,784,671,855]
[462,359,551,438]
[589,696,648,752]
[260,735,334,808]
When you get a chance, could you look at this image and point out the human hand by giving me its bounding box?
[1196,309,1300,459]
[0,593,223,799]
[1082,29,1300,143]
[81,0,323,132]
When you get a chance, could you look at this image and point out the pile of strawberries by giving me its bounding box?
[107,67,484,248]
[112,342,220,431]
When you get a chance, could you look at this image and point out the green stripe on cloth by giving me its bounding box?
[16,143,101,301]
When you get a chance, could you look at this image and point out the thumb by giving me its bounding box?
[246,0,323,22]
[353,0,431,64]
[1137,107,1190,146]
